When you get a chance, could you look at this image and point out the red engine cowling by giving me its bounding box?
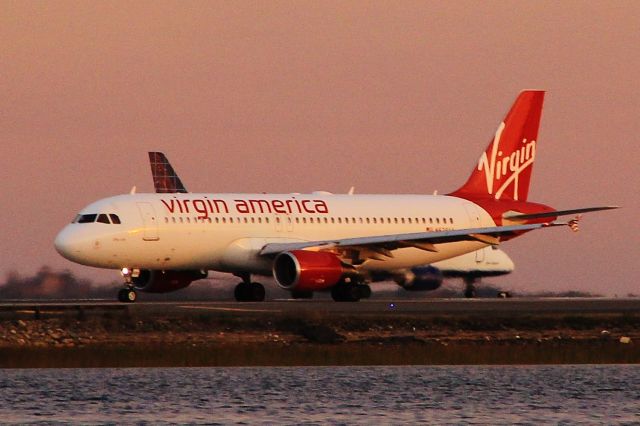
[132,270,208,293]
[273,251,348,291]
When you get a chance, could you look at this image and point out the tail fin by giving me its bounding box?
[450,90,545,201]
[148,152,188,193]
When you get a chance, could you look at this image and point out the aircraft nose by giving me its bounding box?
[54,226,74,259]
[54,225,88,262]
[497,250,515,272]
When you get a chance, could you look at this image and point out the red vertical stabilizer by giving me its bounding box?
[450,90,545,202]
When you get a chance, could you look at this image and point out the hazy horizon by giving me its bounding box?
[1,1,638,296]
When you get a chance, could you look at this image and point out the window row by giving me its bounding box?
[163,216,455,225]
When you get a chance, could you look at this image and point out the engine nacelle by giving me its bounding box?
[131,270,208,293]
[273,250,351,292]
[395,266,443,291]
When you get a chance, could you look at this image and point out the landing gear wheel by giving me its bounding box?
[249,282,266,301]
[464,278,477,299]
[331,285,361,302]
[357,284,372,299]
[118,288,137,303]
[234,282,266,302]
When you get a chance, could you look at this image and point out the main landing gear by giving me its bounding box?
[331,283,372,302]
[464,277,477,299]
[234,274,266,302]
[118,268,137,303]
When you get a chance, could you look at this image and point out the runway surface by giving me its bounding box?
[1,298,639,318]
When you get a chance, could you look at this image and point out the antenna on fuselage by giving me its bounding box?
[130,186,137,194]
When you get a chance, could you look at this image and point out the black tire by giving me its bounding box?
[331,285,361,302]
[118,288,137,303]
[464,288,476,298]
[234,283,248,301]
[250,282,266,302]
[357,284,372,299]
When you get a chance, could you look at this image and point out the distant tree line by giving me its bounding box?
[0,267,615,300]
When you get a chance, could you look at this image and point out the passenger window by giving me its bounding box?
[337,218,342,224]
[78,214,97,223]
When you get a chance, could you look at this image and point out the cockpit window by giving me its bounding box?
[74,213,121,224]
[77,214,97,223]
[96,214,110,224]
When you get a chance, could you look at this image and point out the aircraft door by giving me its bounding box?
[137,202,159,241]
[274,215,283,232]
[464,204,482,228]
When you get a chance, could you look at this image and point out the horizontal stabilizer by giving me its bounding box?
[504,206,619,221]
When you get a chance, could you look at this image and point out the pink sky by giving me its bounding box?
[1,1,638,295]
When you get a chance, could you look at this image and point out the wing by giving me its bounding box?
[259,223,556,259]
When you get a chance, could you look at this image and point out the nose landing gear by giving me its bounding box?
[117,287,137,303]
[117,267,138,303]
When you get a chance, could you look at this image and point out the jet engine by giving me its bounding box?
[131,270,208,293]
[273,250,354,292]
[395,266,443,291]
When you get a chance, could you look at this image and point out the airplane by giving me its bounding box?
[147,152,516,299]
[375,245,515,298]
[54,90,617,303]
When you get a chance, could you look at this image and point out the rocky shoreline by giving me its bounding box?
[1,308,638,367]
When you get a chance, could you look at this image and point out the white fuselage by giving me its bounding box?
[54,192,497,276]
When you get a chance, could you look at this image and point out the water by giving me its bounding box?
[0,366,638,424]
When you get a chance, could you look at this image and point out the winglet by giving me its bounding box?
[148,152,188,193]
